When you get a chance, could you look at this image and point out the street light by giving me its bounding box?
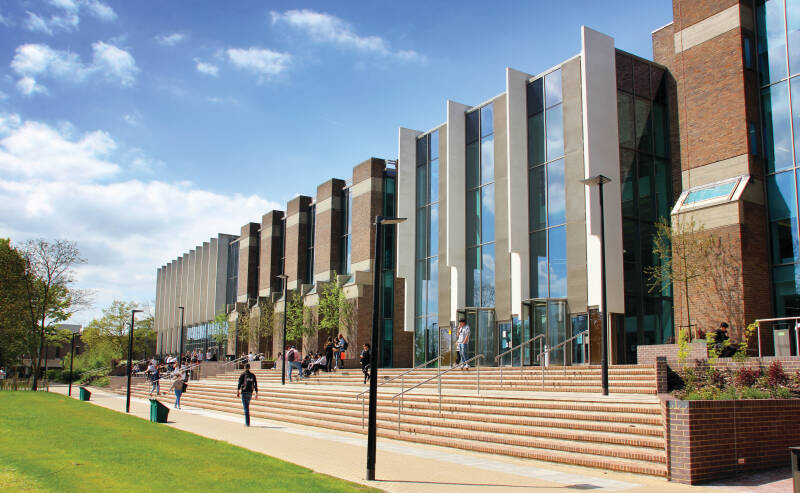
[126,309,144,413]
[366,215,406,481]
[581,174,611,396]
[178,306,185,363]
[277,274,289,385]
[67,325,81,397]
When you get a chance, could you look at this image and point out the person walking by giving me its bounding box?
[236,363,258,426]
[324,338,334,372]
[286,345,304,382]
[456,318,471,369]
[360,343,371,384]
[169,371,185,409]
[147,361,161,396]
[336,333,348,369]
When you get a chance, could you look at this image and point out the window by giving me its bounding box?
[279,217,286,294]
[527,70,566,299]
[340,190,352,274]
[306,205,315,285]
[226,240,239,305]
[684,181,737,205]
[381,171,397,367]
[467,104,495,307]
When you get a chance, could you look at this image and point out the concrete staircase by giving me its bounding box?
[117,365,666,477]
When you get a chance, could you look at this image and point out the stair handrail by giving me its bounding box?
[536,329,589,390]
[494,334,545,387]
[220,353,261,372]
[391,354,485,433]
[355,354,442,428]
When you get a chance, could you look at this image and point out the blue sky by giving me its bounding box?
[0,0,673,323]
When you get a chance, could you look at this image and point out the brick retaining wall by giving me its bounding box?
[665,399,800,484]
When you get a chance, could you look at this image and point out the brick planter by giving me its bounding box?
[665,399,800,484]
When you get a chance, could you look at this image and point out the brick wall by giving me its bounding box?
[259,211,284,297]
[638,342,708,366]
[666,399,800,484]
[314,179,346,281]
[284,195,312,289]
[237,222,260,301]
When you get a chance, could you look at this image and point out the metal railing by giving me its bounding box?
[535,330,589,390]
[494,334,545,387]
[754,317,800,358]
[391,354,485,433]
[355,355,443,427]
[220,353,262,372]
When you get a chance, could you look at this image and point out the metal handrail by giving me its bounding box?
[220,353,262,372]
[494,334,545,387]
[391,354,485,433]
[536,330,589,390]
[355,354,443,427]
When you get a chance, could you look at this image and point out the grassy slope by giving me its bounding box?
[0,392,377,493]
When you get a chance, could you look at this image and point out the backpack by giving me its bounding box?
[287,350,296,362]
[341,339,348,351]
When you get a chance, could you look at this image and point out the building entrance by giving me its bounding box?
[455,308,497,367]
[520,299,587,366]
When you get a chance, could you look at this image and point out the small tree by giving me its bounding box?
[317,277,353,337]
[210,309,229,354]
[285,291,314,343]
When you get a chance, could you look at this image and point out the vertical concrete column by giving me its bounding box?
[350,158,386,275]
[493,94,512,321]
[188,249,197,326]
[211,235,228,317]
[237,223,260,303]
[258,211,285,298]
[199,242,210,322]
[284,196,313,291]
[436,125,450,330]
[446,101,470,320]
[397,127,422,332]
[314,178,346,282]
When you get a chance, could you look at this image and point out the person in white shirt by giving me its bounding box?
[456,319,471,369]
[206,350,212,361]
[0,367,6,380]
[247,351,255,362]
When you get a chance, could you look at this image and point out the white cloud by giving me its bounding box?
[194,58,219,76]
[270,9,422,62]
[207,96,238,105]
[0,90,8,101]
[10,42,138,95]
[82,0,116,21]
[0,12,12,27]
[155,32,186,46]
[123,110,143,127]
[226,47,291,81]
[0,113,278,323]
[23,0,113,35]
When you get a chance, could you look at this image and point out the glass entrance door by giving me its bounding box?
[464,308,496,366]
[522,299,568,366]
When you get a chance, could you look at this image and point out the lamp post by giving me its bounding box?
[67,325,80,397]
[581,174,611,395]
[125,309,144,413]
[277,274,289,385]
[178,306,185,363]
[366,215,406,481]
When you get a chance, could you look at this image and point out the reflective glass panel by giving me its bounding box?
[481,243,495,307]
[429,204,439,255]
[762,82,793,173]
[415,260,426,316]
[756,0,788,85]
[383,270,394,318]
[415,208,427,258]
[621,150,636,218]
[789,0,800,75]
[528,113,546,166]
[466,189,481,246]
[634,97,653,155]
[416,164,428,207]
[430,130,439,160]
[793,78,800,165]
[466,110,480,144]
[466,141,480,189]
[427,257,438,315]
[655,158,670,218]
[528,165,547,231]
[527,78,544,116]
[773,264,800,316]
[618,92,635,149]
[530,231,548,298]
[414,317,425,365]
[548,226,567,298]
[547,159,565,226]
[767,171,799,264]
[546,104,564,160]
[481,184,495,243]
[547,301,566,364]
[684,181,737,204]
[545,69,562,108]
[416,136,427,164]
[481,135,494,184]
[430,158,439,203]
[481,103,494,137]
[638,154,654,220]
[466,246,481,307]
[652,102,668,158]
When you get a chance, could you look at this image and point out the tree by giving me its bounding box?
[317,278,353,337]
[19,239,91,390]
[81,300,154,364]
[0,239,28,368]
[285,291,314,343]
[234,298,273,354]
[210,309,229,353]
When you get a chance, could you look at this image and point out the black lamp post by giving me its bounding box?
[178,306,185,363]
[125,309,144,413]
[366,215,405,481]
[582,174,611,396]
[277,274,289,385]
[67,327,79,397]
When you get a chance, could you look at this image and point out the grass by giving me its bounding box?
[0,392,378,493]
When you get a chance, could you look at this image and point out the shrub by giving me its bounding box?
[740,386,771,399]
[767,361,789,387]
[734,367,760,387]
[771,386,791,399]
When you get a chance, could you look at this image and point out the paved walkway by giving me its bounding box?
[51,386,789,493]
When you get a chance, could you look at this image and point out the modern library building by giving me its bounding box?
[155,0,800,366]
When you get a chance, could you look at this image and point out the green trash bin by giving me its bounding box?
[79,387,91,401]
[149,399,169,423]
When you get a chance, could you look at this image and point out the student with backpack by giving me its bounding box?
[236,363,258,426]
[336,333,348,369]
[286,345,304,382]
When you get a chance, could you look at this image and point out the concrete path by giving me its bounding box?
[51,385,787,493]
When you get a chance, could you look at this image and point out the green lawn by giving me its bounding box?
[0,392,378,493]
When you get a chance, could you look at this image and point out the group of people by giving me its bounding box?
[140,356,194,409]
[273,334,351,382]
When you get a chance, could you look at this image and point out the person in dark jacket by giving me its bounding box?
[324,338,334,372]
[236,363,258,426]
[360,344,371,384]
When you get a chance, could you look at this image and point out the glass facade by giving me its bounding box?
[340,190,352,275]
[414,130,439,365]
[306,205,315,285]
[616,53,673,363]
[381,170,397,367]
[758,0,800,316]
[226,240,239,306]
[466,104,496,308]
[184,321,228,358]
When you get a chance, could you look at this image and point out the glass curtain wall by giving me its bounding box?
[340,190,352,275]
[414,131,440,366]
[757,0,800,316]
[306,205,315,285]
[226,240,239,306]
[466,104,496,308]
[526,70,569,364]
[184,321,227,359]
[381,170,397,367]
[616,53,674,363]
